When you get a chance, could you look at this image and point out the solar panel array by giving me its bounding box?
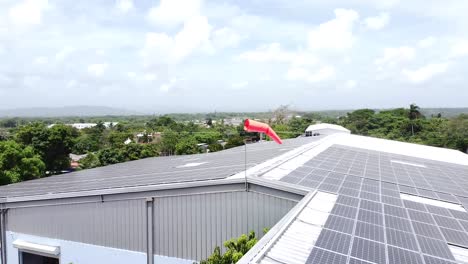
[280,144,468,264]
[0,136,322,198]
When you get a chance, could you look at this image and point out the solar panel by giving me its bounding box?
[439,228,468,247]
[359,200,382,213]
[331,204,358,219]
[386,214,423,233]
[276,143,468,264]
[412,221,444,240]
[423,255,457,264]
[384,204,408,219]
[314,229,351,254]
[417,235,455,260]
[354,221,385,243]
[407,209,436,224]
[305,247,347,264]
[388,246,424,264]
[324,215,355,235]
[433,215,464,231]
[350,237,386,264]
[386,228,419,251]
[357,209,383,226]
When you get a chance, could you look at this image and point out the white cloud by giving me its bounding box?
[286,66,335,83]
[364,13,390,30]
[236,43,317,66]
[402,63,449,83]
[116,0,133,13]
[211,27,244,49]
[87,64,108,77]
[451,39,468,57]
[143,73,157,81]
[160,78,177,92]
[9,0,48,27]
[418,36,436,48]
[141,16,211,64]
[375,46,415,67]
[345,80,357,89]
[127,72,137,79]
[23,75,41,87]
[33,56,48,64]
[147,0,201,27]
[55,46,75,61]
[231,81,248,89]
[66,80,77,88]
[308,9,359,51]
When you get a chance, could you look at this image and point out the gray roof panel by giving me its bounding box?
[0,136,322,198]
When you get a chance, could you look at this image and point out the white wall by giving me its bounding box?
[6,232,193,264]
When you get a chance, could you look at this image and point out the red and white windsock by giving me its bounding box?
[244,119,283,144]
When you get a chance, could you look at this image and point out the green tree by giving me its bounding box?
[79,153,101,169]
[0,141,45,185]
[444,114,468,153]
[175,136,199,155]
[199,231,259,264]
[208,143,223,152]
[73,134,99,154]
[225,135,245,149]
[408,103,424,136]
[16,123,78,172]
[160,130,179,155]
[98,148,124,166]
[108,131,134,148]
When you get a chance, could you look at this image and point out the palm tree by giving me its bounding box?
[408,103,422,136]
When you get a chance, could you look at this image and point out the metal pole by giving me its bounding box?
[0,209,6,264]
[146,198,154,264]
[244,140,248,191]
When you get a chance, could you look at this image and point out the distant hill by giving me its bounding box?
[0,106,142,117]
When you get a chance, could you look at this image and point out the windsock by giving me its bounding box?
[244,119,283,144]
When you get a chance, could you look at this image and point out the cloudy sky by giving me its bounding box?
[0,0,467,113]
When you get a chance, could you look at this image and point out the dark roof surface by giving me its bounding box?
[280,144,468,264]
[0,136,322,198]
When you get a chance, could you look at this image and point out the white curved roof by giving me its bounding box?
[305,123,350,133]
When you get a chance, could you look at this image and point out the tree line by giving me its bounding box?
[1,104,467,186]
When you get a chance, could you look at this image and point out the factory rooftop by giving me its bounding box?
[2,129,468,264]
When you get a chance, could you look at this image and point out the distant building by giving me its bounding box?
[47,122,119,130]
[69,153,88,169]
[71,123,97,130]
[305,123,350,136]
[223,118,243,126]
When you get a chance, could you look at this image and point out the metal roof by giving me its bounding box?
[0,136,323,199]
[246,140,468,264]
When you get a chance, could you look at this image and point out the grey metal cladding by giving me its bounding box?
[152,190,297,261]
[7,199,147,252]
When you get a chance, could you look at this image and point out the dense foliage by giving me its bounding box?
[198,230,260,264]
[0,105,466,186]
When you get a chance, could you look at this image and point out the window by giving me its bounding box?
[20,252,59,264]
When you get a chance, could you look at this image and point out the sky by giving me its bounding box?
[0,0,468,113]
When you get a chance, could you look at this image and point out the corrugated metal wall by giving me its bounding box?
[153,191,297,261]
[6,189,298,261]
[7,199,147,252]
